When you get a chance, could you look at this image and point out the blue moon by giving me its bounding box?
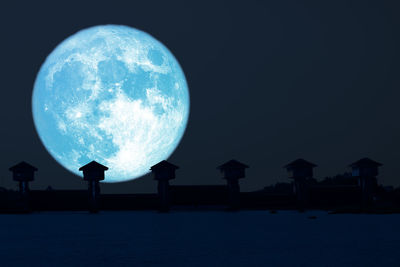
[32,25,190,182]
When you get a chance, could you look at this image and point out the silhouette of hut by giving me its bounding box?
[349,158,382,208]
[79,161,108,213]
[9,161,37,212]
[9,161,37,195]
[284,158,317,210]
[150,160,179,212]
[217,159,249,210]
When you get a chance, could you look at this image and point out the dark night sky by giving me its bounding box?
[1,0,400,193]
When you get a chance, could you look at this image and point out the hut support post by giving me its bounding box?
[88,180,100,213]
[227,179,240,210]
[157,180,170,212]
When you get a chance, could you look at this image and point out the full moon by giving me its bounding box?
[32,25,190,182]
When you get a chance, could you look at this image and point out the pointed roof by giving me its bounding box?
[217,159,249,170]
[9,161,38,172]
[349,158,382,168]
[79,161,109,171]
[150,160,179,171]
[284,158,317,169]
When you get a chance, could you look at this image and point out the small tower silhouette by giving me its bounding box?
[217,159,249,210]
[9,161,37,195]
[9,161,37,212]
[284,159,317,211]
[150,160,179,212]
[79,161,108,213]
[349,158,382,208]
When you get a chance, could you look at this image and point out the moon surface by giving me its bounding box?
[32,25,190,182]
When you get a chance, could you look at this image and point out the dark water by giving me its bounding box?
[0,211,398,266]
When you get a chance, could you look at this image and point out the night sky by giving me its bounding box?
[1,0,400,193]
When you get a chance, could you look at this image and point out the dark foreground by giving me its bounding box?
[0,210,398,267]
